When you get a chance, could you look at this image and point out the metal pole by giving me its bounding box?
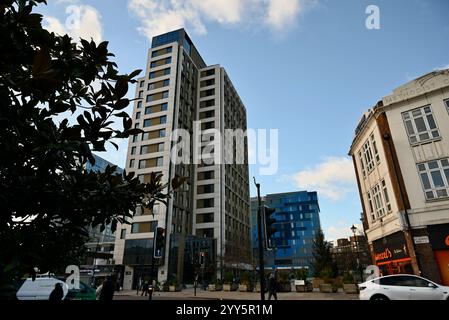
[253,177,265,301]
[354,236,363,282]
[149,238,156,300]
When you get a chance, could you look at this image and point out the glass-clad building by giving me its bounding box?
[251,191,321,272]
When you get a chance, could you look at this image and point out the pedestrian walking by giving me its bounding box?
[98,276,115,301]
[267,274,278,300]
[141,281,149,296]
[95,283,103,300]
[49,283,64,301]
[136,277,142,295]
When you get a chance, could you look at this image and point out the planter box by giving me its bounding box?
[278,283,292,292]
[169,285,182,292]
[313,278,325,288]
[319,284,333,293]
[343,284,358,294]
[295,283,313,292]
[223,284,238,291]
[239,284,253,292]
[208,284,222,291]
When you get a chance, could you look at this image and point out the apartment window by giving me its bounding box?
[159,129,166,137]
[381,179,392,212]
[139,81,144,88]
[197,184,214,194]
[138,91,143,98]
[197,198,214,208]
[445,99,449,114]
[198,170,214,180]
[201,69,215,77]
[200,89,215,98]
[131,222,157,234]
[362,139,375,173]
[372,184,386,220]
[402,106,440,144]
[132,134,139,143]
[358,151,366,178]
[136,112,141,120]
[137,101,142,109]
[149,68,170,79]
[417,159,449,200]
[131,146,136,155]
[143,119,152,127]
[201,121,215,130]
[120,229,126,239]
[371,134,380,164]
[162,91,169,99]
[129,159,135,168]
[160,115,167,124]
[196,213,214,223]
[163,79,170,87]
[200,99,215,108]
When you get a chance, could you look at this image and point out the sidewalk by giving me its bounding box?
[115,287,359,300]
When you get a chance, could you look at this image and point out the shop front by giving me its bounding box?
[372,231,413,276]
[428,223,449,286]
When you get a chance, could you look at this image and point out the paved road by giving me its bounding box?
[114,288,359,300]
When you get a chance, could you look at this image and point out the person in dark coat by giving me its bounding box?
[267,274,278,300]
[98,276,115,301]
[49,283,64,301]
[141,281,149,296]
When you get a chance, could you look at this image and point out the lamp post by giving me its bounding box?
[350,225,364,283]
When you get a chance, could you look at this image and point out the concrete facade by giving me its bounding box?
[349,69,449,285]
[113,29,251,288]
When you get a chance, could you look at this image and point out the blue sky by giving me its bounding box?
[37,0,449,242]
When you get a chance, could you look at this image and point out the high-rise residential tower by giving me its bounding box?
[113,29,251,289]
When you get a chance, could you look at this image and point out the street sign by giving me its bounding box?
[414,236,430,244]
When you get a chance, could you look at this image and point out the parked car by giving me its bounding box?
[16,276,68,300]
[358,274,449,300]
[64,280,96,300]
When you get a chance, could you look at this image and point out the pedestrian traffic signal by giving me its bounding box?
[153,227,165,258]
[263,206,277,250]
[199,252,206,266]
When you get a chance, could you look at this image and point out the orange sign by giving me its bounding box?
[445,235,449,246]
[375,248,393,262]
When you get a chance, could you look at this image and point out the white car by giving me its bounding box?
[359,274,449,300]
[16,276,69,300]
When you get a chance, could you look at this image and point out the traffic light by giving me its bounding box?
[199,252,206,266]
[153,227,165,258]
[263,206,277,250]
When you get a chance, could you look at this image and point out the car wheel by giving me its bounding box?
[370,294,389,301]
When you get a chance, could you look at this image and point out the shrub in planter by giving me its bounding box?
[239,272,253,292]
[342,273,358,294]
[209,278,223,291]
[223,271,235,291]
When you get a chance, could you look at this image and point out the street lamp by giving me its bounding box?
[350,225,364,283]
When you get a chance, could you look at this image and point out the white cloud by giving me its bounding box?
[128,0,315,41]
[266,0,301,30]
[291,156,356,201]
[326,222,364,243]
[43,4,102,43]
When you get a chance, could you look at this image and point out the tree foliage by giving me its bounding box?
[311,229,337,278]
[0,0,185,293]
